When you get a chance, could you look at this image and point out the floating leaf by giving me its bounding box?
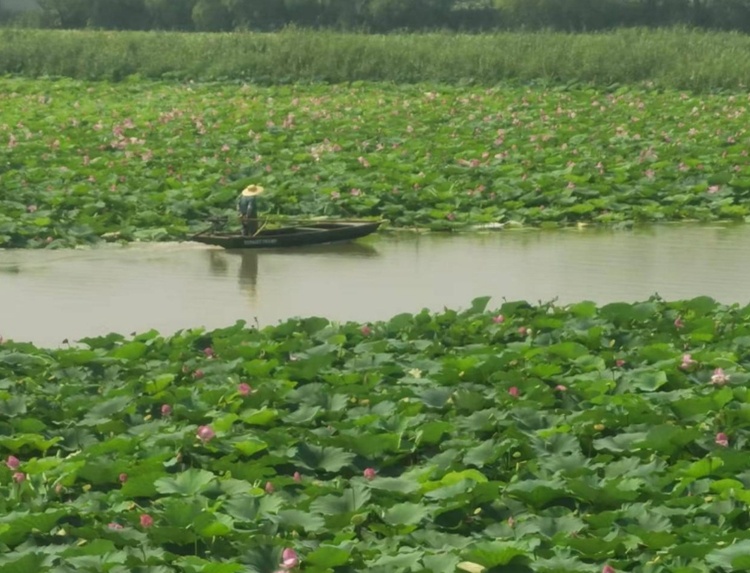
[706,540,750,570]
[276,509,326,532]
[383,503,433,526]
[305,544,352,568]
[294,443,355,472]
[154,469,217,496]
[465,541,530,567]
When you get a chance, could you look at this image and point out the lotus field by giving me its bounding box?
[4,60,750,573]
[3,297,750,572]
[2,77,750,248]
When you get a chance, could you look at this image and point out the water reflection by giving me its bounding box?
[206,241,381,304]
[208,250,229,276]
[236,252,259,299]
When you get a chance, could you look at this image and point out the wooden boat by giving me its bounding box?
[190,220,382,249]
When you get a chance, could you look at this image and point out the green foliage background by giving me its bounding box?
[3,0,750,34]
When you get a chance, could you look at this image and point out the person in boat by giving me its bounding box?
[237,184,264,236]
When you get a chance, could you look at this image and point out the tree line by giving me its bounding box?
[2,0,750,33]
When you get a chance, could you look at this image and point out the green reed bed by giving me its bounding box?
[1,26,750,90]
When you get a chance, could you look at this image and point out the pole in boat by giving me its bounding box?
[237,184,265,237]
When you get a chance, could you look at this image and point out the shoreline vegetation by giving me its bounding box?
[0,27,749,90]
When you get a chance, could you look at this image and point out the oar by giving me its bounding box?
[192,223,218,237]
[192,216,228,237]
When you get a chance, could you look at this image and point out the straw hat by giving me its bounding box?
[242,184,264,196]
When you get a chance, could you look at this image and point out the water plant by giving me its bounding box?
[1,295,750,571]
[2,77,750,248]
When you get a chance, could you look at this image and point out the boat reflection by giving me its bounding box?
[237,251,259,299]
[207,250,229,276]
[205,241,380,303]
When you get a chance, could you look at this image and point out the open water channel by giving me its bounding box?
[1,223,748,348]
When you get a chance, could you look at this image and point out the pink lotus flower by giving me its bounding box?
[203,347,215,358]
[363,467,377,480]
[711,368,730,385]
[680,354,697,369]
[265,481,275,494]
[554,385,567,392]
[238,383,252,396]
[119,473,128,483]
[281,547,299,569]
[140,514,154,528]
[360,325,372,336]
[508,386,520,397]
[492,314,505,324]
[108,522,124,530]
[602,566,616,573]
[615,359,625,367]
[193,369,204,379]
[518,326,529,336]
[293,471,302,483]
[196,425,215,443]
[708,185,720,194]
[674,316,685,329]
[716,432,729,447]
[12,472,25,483]
[161,404,172,416]
[6,455,19,470]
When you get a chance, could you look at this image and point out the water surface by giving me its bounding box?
[1,224,747,347]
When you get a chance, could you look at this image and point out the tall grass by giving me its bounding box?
[1,26,749,90]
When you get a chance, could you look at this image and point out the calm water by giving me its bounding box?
[1,224,748,347]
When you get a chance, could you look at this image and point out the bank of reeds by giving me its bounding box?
[1,26,749,90]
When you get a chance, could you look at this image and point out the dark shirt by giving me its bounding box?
[237,195,257,217]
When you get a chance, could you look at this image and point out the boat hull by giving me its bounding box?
[190,221,381,249]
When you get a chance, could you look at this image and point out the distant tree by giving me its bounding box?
[19,0,750,33]
[449,0,503,31]
[625,0,690,26]
[283,0,324,27]
[145,0,196,29]
[695,0,750,29]
[191,0,231,30]
[90,0,149,29]
[37,0,93,27]
[368,0,454,31]
[320,0,369,28]
[545,0,628,30]
[494,0,549,28]
[222,0,287,29]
